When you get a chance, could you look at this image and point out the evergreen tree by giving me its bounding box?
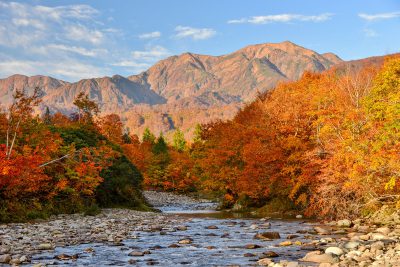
[43,106,52,125]
[173,128,186,152]
[122,128,132,144]
[152,133,168,155]
[142,127,156,143]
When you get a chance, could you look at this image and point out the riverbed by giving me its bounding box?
[24,192,318,266]
[1,191,400,266]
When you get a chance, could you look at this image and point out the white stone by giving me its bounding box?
[325,246,344,256]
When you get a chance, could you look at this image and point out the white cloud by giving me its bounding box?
[12,18,47,30]
[45,44,108,57]
[111,61,150,68]
[0,59,108,81]
[174,26,216,40]
[228,13,333,24]
[359,12,400,21]
[0,1,171,80]
[65,25,104,45]
[138,31,161,39]
[131,45,170,61]
[0,2,98,22]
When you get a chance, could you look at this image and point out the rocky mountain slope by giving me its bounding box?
[0,41,342,139]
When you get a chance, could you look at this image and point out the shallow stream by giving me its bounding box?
[30,195,319,266]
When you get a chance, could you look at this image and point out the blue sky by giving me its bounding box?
[0,0,399,81]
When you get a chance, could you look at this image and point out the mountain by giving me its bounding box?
[0,41,342,139]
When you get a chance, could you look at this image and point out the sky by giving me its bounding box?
[0,0,399,81]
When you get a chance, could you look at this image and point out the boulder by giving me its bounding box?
[262,251,279,258]
[325,246,344,256]
[376,227,391,235]
[245,244,262,249]
[254,232,281,240]
[178,238,192,244]
[314,226,331,235]
[257,258,273,266]
[301,251,337,263]
[0,254,11,264]
[279,241,292,246]
[371,233,387,241]
[337,219,352,227]
[344,241,360,249]
[38,243,53,250]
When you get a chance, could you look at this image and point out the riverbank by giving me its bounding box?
[0,192,400,266]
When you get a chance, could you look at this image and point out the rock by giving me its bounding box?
[254,232,281,240]
[358,225,370,232]
[337,219,352,227]
[206,225,218,229]
[206,246,216,249]
[129,251,145,257]
[178,238,192,244]
[286,262,299,267]
[325,246,344,256]
[244,253,256,257]
[84,247,95,253]
[38,243,53,250]
[168,244,180,248]
[9,258,21,265]
[245,244,262,249]
[376,227,391,235]
[344,241,360,249]
[371,233,387,240]
[176,226,188,231]
[287,234,299,239]
[371,241,384,250]
[258,258,273,266]
[314,226,331,235]
[263,251,279,257]
[19,255,28,262]
[296,215,303,219]
[250,224,259,230]
[260,222,271,229]
[0,246,11,254]
[301,251,337,263]
[279,241,292,246]
[0,254,11,264]
[128,259,137,264]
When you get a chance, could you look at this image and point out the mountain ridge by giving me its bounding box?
[0,41,342,138]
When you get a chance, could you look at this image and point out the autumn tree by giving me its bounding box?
[73,92,99,123]
[99,114,123,144]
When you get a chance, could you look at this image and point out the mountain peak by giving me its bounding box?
[1,41,343,137]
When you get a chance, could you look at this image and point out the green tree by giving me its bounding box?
[173,128,186,152]
[152,133,168,155]
[142,127,156,144]
[193,123,203,143]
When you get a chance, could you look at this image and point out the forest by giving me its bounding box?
[1,56,399,222]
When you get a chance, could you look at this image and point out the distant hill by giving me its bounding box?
[0,41,342,139]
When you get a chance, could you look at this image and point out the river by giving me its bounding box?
[26,192,322,266]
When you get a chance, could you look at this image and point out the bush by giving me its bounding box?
[96,156,148,209]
